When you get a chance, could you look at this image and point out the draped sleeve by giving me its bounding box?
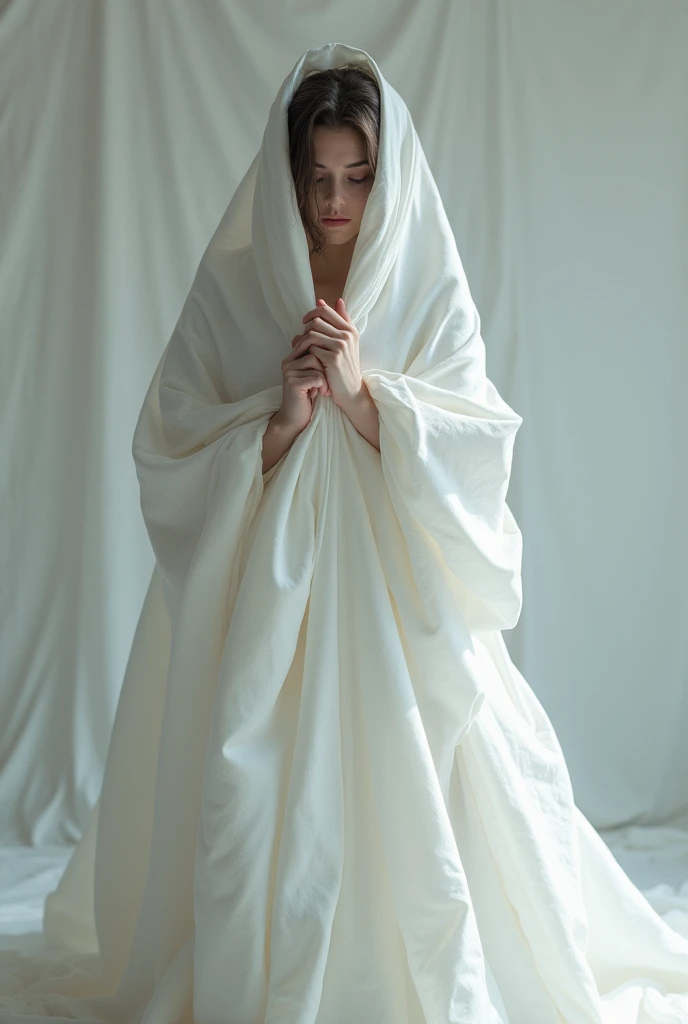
[131,262,283,625]
[361,298,523,635]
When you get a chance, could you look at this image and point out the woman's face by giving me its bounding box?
[310,125,374,247]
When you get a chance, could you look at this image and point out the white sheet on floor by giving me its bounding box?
[1,42,687,1024]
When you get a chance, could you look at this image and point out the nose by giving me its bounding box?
[322,183,344,211]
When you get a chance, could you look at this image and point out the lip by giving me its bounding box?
[322,218,350,225]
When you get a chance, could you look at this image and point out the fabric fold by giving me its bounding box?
[2,38,688,1024]
[363,359,523,633]
[131,263,284,626]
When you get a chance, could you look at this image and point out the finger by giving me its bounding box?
[285,366,326,380]
[285,342,326,365]
[285,365,328,382]
[287,331,313,353]
[288,372,327,392]
[307,344,336,366]
[297,316,341,340]
[336,297,352,323]
[291,332,338,360]
[286,362,330,396]
[289,351,326,371]
[302,309,345,330]
[283,336,305,361]
[304,317,341,338]
[302,302,348,330]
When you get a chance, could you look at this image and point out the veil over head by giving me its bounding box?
[8,39,687,1024]
[209,39,464,350]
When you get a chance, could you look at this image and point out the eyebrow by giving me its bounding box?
[314,160,370,169]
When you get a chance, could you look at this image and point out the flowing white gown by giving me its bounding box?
[1,41,687,1024]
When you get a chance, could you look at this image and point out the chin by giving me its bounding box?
[324,225,358,244]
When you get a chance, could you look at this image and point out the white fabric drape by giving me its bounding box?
[1,38,687,1024]
[2,1,687,847]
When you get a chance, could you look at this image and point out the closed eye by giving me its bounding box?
[315,176,371,185]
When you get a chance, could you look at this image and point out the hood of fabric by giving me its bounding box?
[205,42,423,344]
[198,40,486,393]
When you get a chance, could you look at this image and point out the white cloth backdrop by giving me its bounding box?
[1,0,687,846]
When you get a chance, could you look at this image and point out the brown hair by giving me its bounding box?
[287,63,380,260]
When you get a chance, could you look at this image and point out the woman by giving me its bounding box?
[2,41,688,1024]
[262,77,382,474]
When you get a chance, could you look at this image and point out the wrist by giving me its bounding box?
[262,410,302,476]
[339,381,373,417]
[270,409,304,440]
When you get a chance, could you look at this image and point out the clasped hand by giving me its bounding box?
[290,297,363,408]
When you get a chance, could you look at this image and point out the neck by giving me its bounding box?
[309,235,357,283]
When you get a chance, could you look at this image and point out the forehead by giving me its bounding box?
[312,125,368,168]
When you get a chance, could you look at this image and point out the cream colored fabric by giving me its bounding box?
[1,40,688,1024]
[3,0,688,851]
